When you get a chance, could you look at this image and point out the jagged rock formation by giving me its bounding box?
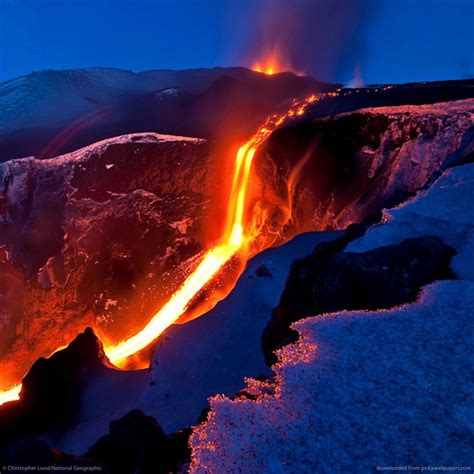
[0,328,107,446]
[0,133,214,388]
[263,235,456,365]
[250,99,474,250]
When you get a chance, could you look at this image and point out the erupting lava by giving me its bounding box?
[0,94,318,406]
[252,51,294,75]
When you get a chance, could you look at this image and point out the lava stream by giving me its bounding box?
[0,94,317,405]
[106,144,257,363]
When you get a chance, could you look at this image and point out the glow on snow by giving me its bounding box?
[0,94,317,405]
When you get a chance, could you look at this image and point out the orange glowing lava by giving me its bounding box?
[252,51,293,75]
[0,385,21,405]
[0,94,318,406]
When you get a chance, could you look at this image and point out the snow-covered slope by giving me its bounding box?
[0,67,329,161]
[190,163,474,472]
[0,67,259,132]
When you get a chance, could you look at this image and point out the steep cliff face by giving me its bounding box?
[249,100,473,252]
[0,133,214,388]
[0,100,472,392]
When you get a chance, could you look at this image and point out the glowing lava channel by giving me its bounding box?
[0,94,318,405]
[106,143,257,363]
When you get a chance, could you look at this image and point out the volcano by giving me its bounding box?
[0,67,473,472]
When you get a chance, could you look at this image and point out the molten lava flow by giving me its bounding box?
[0,385,21,405]
[106,144,259,363]
[0,94,318,405]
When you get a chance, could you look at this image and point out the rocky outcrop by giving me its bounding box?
[305,78,474,121]
[249,99,474,251]
[1,410,191,473]
[263,235,456,364]
[0,328,107,446]
[85,410,191,474]
[0,133,214,389]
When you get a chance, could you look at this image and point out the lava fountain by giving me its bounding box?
[0,94,318,405]
[252,50,294,75]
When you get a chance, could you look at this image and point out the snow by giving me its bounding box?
[353,98,474,116]
[43,230,340,454]
[139,231,341,434]
[0,67,260,136]
[347,163,474,281]
[190,164,474,472]
[0,68,170,131]
[155,87,180,98]
[191,281,474,473]
[0,133,205,180]
[47,132,205,166]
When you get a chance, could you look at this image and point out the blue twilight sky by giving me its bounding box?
[0,0,473,84]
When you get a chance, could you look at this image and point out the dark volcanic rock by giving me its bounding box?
[0,439,69,466]
[255,264,272,278]
[0,333,189,472]
[250,100,473,251]
[0,133,214,388]
[0,328,107,445]
[263,236,456,365]
[306,78,474,121]
[85,409,191,474]
[1,101,471,390]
